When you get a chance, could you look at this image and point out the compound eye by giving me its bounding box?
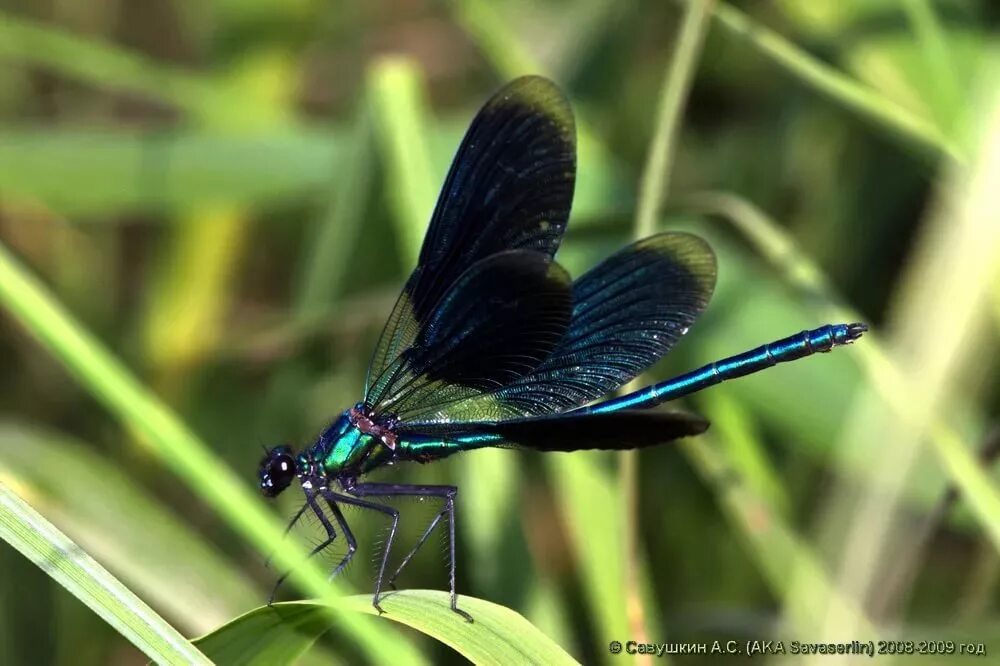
[259,446,297,497]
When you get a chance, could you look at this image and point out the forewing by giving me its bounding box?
[365,76,576,396]
[366,251,572,417]
[398,232,717,423]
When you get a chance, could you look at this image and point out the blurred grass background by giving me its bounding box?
[1,0,999,664]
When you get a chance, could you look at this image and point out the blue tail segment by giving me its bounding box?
[575,322,868,415]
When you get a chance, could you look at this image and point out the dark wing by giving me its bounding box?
[398,410,709,451]
[366,251,572,417]
[365,76,576,397]
[396,232,717,424]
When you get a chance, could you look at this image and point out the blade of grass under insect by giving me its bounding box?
[0,481,213,664]
[692,0,963,163]
[0,241,426,665]
[0,11,220,116]
[197,592,579,666]
[0,422,260,634]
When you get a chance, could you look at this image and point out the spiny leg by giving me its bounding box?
[387,511,444,590]
[264,500,310,570]
[349,483,472,622]
[320,487,399,615]
[268,494,335,604]
[319,493,356,580]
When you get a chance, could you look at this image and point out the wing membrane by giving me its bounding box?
[366,251,572,417]
[365,76,576,397]
[397,233,717,424]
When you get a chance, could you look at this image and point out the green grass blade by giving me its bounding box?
[0,481,212,664]
[196,592,579,666]
[194,603,345,666]
[0,242,425,664]
[695,391,789,516]
[447,0,539,76]
[142,205,249,376]
[699,0,963,162]
[0,422,260,634]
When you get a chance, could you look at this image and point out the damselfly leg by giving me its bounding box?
[348,483,471,622]
[319,488,400,615]
[268,493,336,604]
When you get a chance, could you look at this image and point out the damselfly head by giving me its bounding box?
[259,444,298,498]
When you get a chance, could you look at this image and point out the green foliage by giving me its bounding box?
[1,1,998,665]
[196,592,577,666]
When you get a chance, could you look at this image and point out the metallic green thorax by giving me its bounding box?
[309,405,502,478]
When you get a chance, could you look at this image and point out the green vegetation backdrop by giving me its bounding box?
[1,1,999,664]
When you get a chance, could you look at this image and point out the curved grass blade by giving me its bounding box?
[0,243,425,665]
[196,591,579,666]
[0,422,260,633]
[0,481,212,665]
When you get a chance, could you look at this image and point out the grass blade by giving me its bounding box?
[0,242,426,664]
[0,422,260,633]
[197,592,579,666]
[0,481,212,664]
